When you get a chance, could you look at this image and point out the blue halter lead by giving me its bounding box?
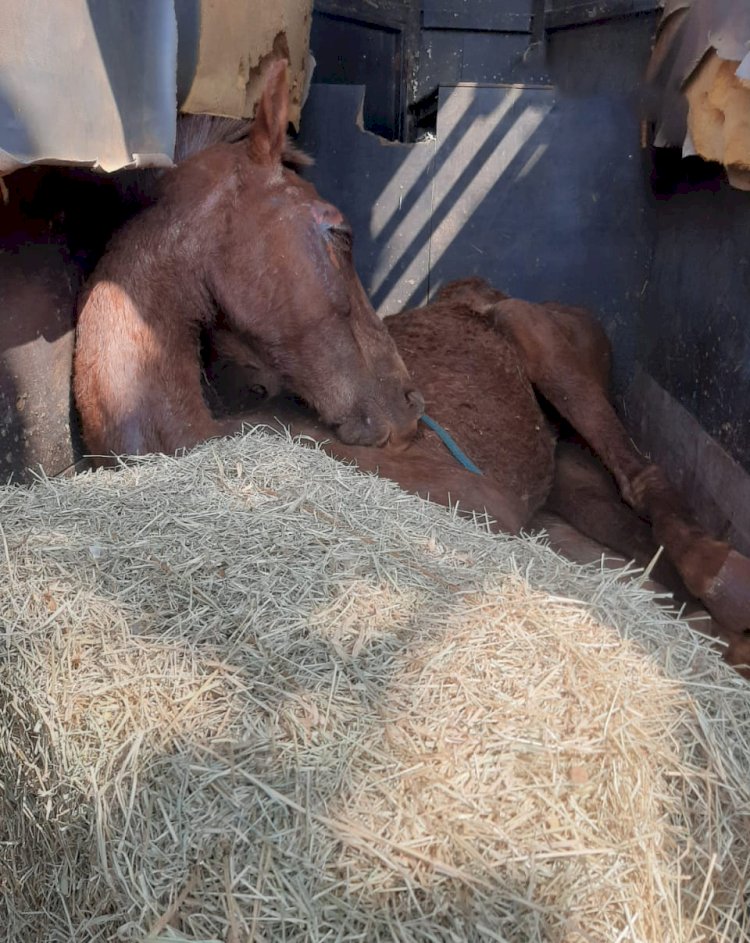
[419,414,483,476]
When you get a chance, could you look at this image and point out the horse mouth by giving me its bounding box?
[327,416,392,448]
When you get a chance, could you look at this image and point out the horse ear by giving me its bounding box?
[248,59,290,165]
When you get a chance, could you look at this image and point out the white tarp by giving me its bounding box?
[0,0,312,176]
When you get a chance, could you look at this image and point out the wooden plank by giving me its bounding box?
[459,33,542,82]
[546,11,655,93]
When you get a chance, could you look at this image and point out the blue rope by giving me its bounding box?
[420,414,483,476]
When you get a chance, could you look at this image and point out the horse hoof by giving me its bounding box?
[703,549,750,636]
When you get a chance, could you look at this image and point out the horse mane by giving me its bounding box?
[175,114,313,169]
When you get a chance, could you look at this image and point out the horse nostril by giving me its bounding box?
[406,389,425,416]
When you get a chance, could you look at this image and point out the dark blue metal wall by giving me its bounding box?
[301,0,750,544]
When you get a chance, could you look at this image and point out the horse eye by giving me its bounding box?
[330,224,353,249]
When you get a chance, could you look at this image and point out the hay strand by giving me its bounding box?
[0,428,748,942]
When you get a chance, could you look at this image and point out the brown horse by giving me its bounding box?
[71,60,749,675]
[73,61,423,460]
[204,278,750,677]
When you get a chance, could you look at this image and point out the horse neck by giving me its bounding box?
[99,199,213,342]
[95,147,248,349]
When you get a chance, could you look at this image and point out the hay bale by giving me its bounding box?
[1,429,748,942]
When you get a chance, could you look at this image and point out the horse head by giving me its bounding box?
[193,61,423,448]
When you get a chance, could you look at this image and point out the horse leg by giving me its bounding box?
[491,300,643,499]
[533,509,750,678]
[491,298,750,640]
[628,465,750,638]
[533,509,672,594]
[546,442,686,595]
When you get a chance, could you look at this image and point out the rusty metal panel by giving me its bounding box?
[180,0,314,127]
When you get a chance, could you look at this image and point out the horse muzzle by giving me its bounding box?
[334,388,424,448]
